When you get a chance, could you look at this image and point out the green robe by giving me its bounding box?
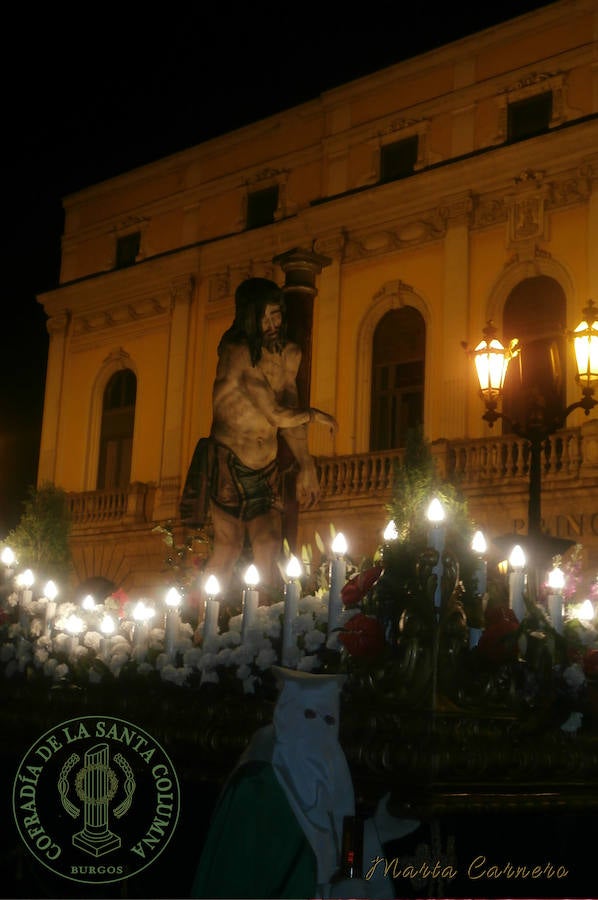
[191,760,318,899]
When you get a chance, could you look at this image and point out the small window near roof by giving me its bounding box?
[246,186,279,229]
[115,232,140,269]
[507,91,552,143]
[380,136,419,183]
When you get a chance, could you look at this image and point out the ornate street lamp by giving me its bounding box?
[465,300,598,537]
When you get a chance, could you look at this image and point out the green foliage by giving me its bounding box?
[386,428,475,552]
[5,482,72,583]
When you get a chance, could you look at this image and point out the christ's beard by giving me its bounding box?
[262,334,285,354]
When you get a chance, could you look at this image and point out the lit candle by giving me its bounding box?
[100,614,116,662]
[282,556,302,665]
[547,565,565,635]
[1,545,15,577]
[65,613,85,659]
[469,530,488,648]
[16,569,35,633]
[81,593,96,611]
[164,587,182,661]
[426,498,446,609]
[204,575,221,639]
[43,580,59,635]
[132,600,155,660]
[508,544,526,622]
[328,532,347,648]
[577,599,595,622]
[241,565,260,641]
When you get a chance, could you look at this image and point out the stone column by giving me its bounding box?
[156,276,194,520]
[272,247,332,550]
[37,312,69,484]
[439,192,472,439]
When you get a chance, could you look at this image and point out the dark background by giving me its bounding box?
[1,2,555,534]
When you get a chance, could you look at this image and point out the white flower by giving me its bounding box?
[0,643,16,662]
[137,662,154,677]
[242,675,257,694]
[563,662,586,691]
[34,648,49,666]
[183,647,203,669]
[230,645,256,666]
[4,658,18,678]
[200,669,219,684]
[53,663,69,682]
[255,646,277,670]
[83,630,102,652]
[561,710,583,732]
[29,618,43,638]
[295,612,316,635]
[161,665,192,686]
[236,663,252,680]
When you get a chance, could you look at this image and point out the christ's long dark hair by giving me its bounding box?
[218,277,287,365]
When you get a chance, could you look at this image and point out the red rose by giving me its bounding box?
[341,565,383,608]
[110,587,130,618]
[583,648,598,678]
[339,612,386,658]
[478,606,519,664]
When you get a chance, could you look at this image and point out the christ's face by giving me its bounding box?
[260,302,283,352]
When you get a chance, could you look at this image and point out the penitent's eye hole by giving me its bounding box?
[324,714,336,726]
[304,708,317,719]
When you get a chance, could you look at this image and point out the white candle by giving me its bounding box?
[132,600,154,660]
[282,556,302,665]
[204,575,221,639]
[547,565,565,635]
[165,587,182,661]
[100,614,116,662]
[65,614,85,658]
[16,569,35,633]
[508,544,526,622]
[469,530,488,647]
[426,498,446,609]
[43,580,59,634]
[241,565,260,641]
[327,533,347,648]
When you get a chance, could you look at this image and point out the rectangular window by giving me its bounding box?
[115,231,141,269]
[380,136,419,183]
[507,91,552,143]
[246,186,279,229]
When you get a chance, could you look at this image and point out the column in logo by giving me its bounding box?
[72,743,121,856]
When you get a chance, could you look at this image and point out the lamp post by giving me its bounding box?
[465,299,598,538]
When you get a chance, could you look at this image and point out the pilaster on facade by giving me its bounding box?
[38,313,70,485]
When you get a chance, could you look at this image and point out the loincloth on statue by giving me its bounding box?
[180,437,282,526]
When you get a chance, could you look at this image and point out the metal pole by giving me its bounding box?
[527,436,543,537]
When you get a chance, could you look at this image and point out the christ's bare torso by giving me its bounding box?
[211,339,302,470]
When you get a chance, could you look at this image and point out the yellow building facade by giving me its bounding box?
[38,0,598,595]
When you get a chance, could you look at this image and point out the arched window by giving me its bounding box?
[370,306,425,450]
[502,276,566,434]
[97,369,137,489]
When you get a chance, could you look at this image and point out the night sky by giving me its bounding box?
[1,1,556,533]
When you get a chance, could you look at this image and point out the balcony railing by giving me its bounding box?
[68,426,594,527]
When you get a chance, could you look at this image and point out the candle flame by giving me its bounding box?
[426,498,445,524]
[244,564,260,587]
[547,567,565,591]
[471,530,487,554]
[165,587,182,608]
[509,544,526,570]
[204,574,221,597]
[383,520,398,542]
[331,532,348,556]
[286,555,302,580]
